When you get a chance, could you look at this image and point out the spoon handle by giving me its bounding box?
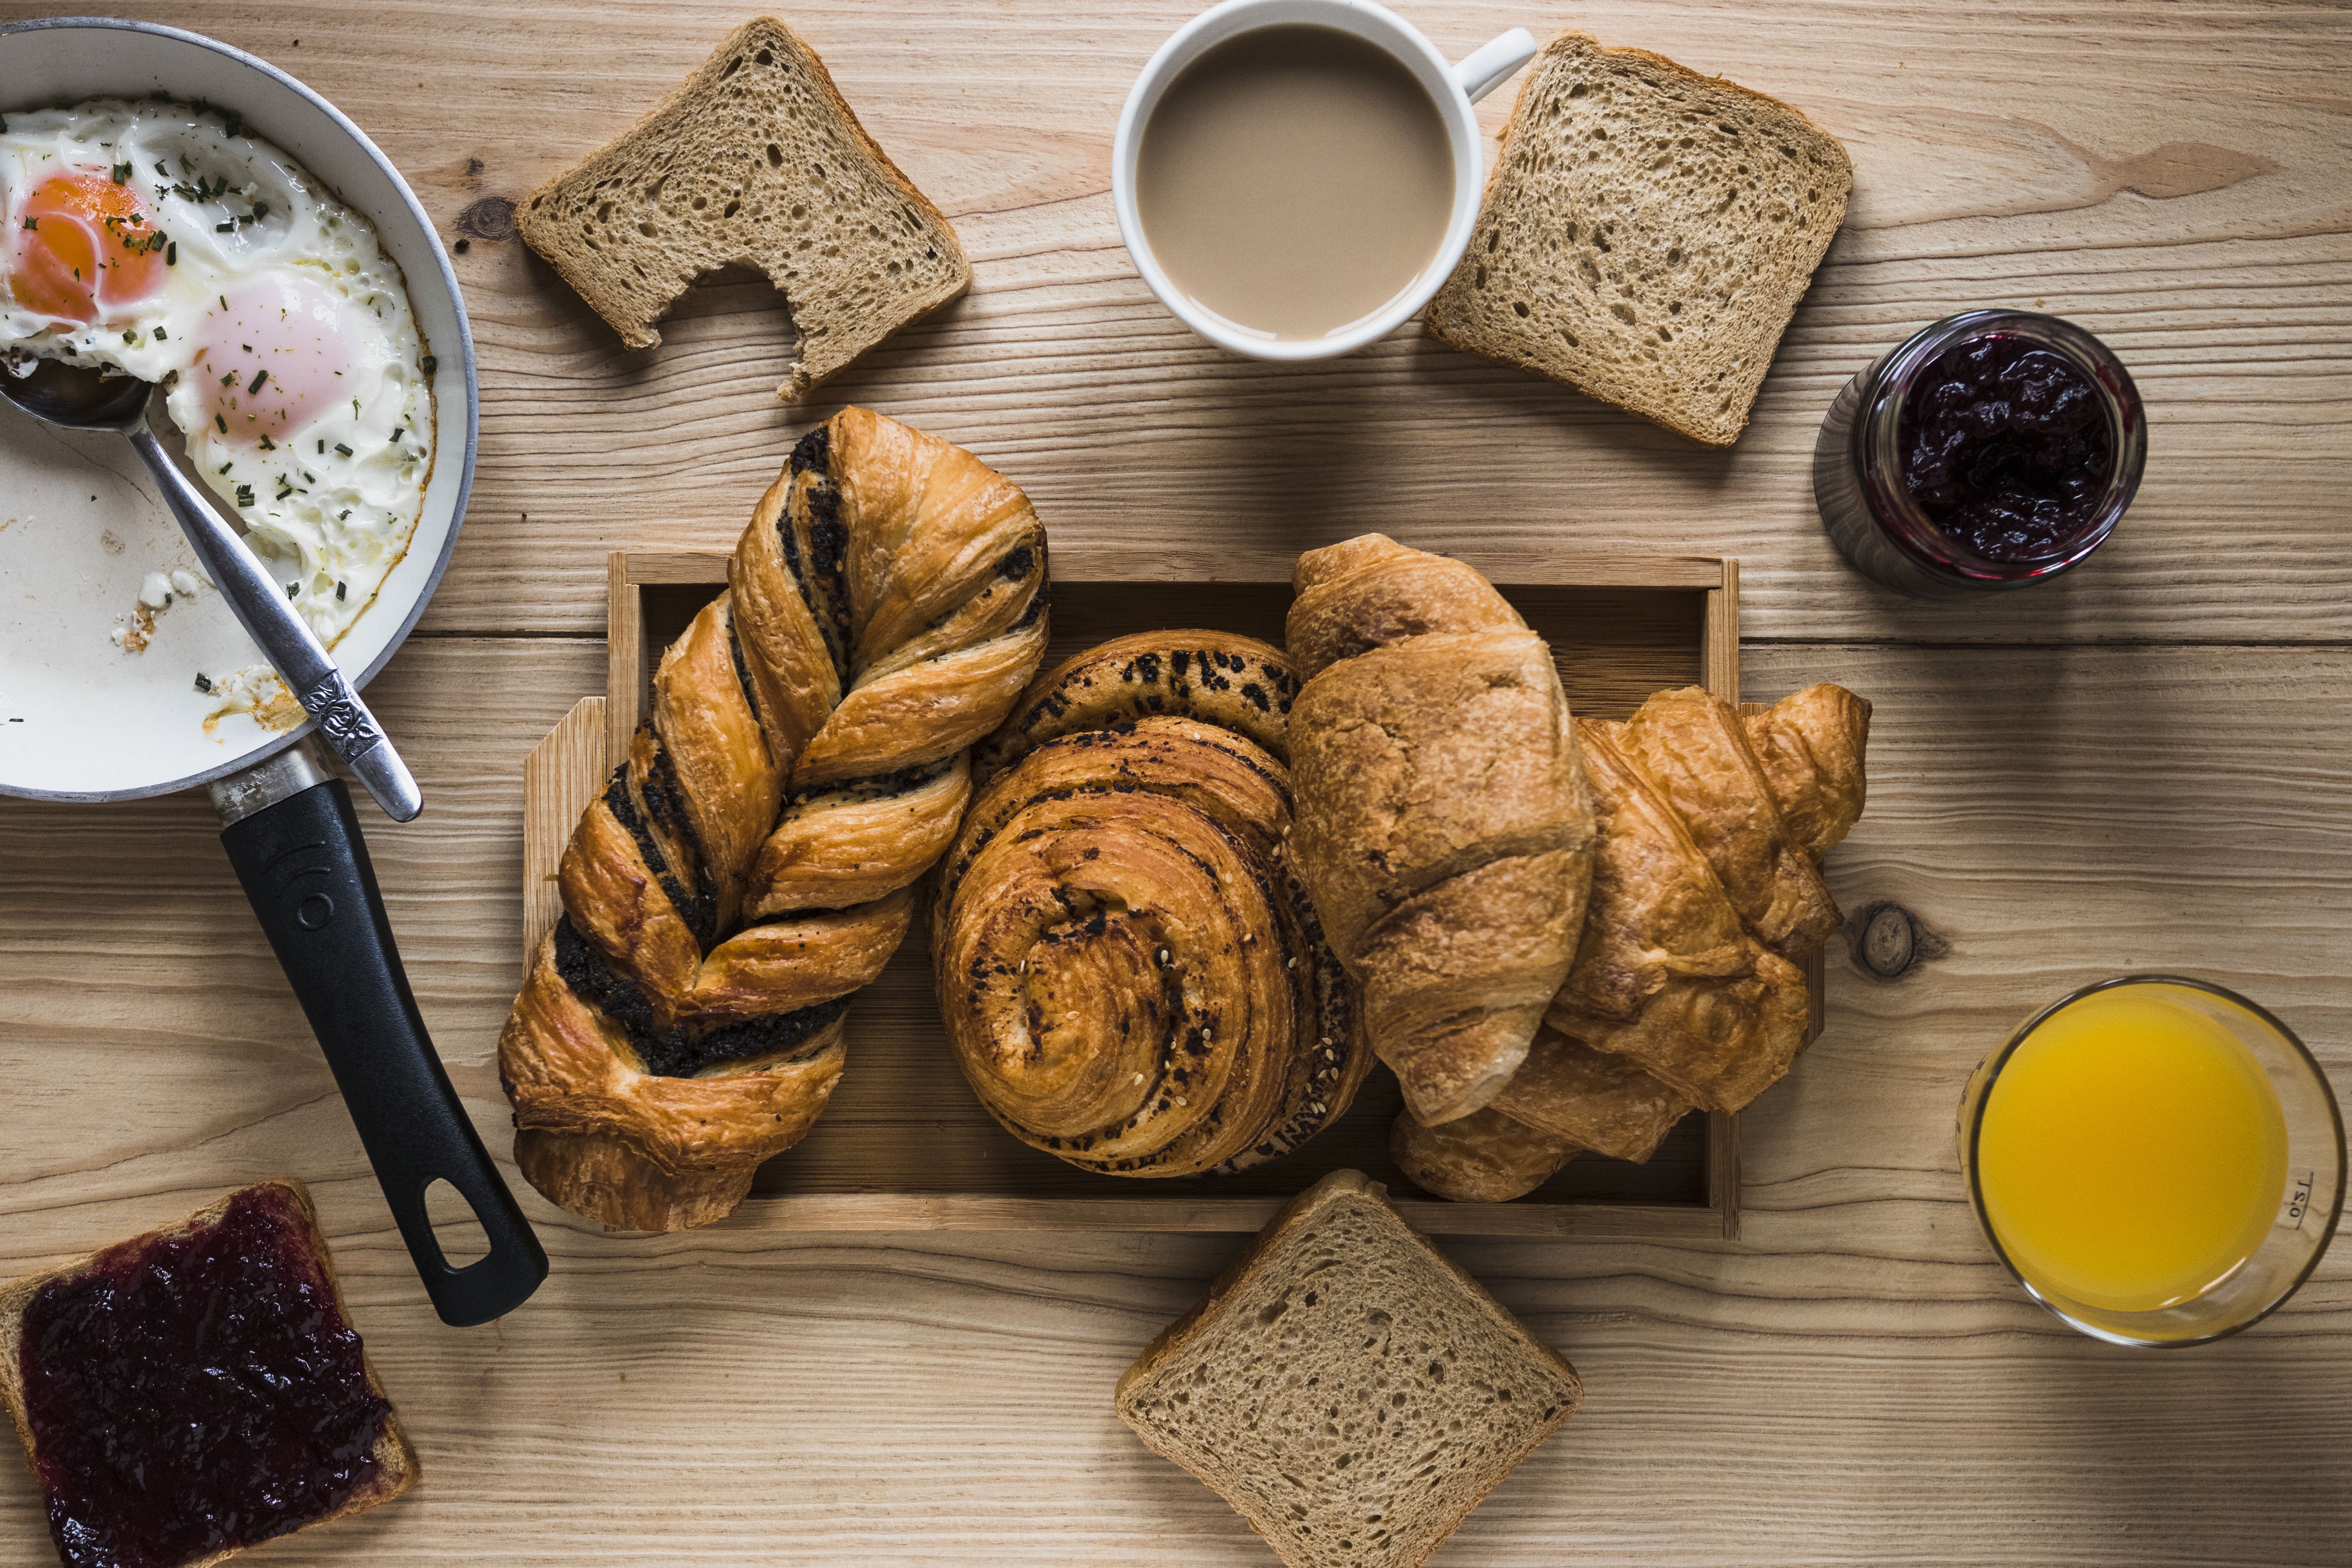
[126,423,423,823]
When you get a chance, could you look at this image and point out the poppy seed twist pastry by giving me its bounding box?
[500,408,1050,1231]
[934,632,1374,1177]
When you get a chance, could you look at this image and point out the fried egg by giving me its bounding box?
[0,97,433,722]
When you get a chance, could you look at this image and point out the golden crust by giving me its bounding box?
[650,594,783,928]
[975,630,1299,782]
[1287,535,1528,680]
[1555,718,1753,1024]
[1491,1025,1693,1163]
[1548,947,1807,1114]
[744,755,972,917]
[936,687,1370,1177]
[1620,686,1839,958]
[1745,683,1872,862]
[1351,849,1588,1123]
[1421,684,1870,1198]
[1391,1106,1580,1203]
[500,408,1048,1231]
[1283,536,1597,1128]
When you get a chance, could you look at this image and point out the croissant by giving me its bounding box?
[499,408,1050,1230]
[1284,536,1597,1126]
[934,632,1373,1177]
[1400,682,1869,1201]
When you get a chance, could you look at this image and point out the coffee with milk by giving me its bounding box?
[1136,25,1455,342]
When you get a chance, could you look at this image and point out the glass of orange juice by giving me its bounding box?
[1959,975,2344,1346]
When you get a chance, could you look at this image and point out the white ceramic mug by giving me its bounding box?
[1113,0,1534,362]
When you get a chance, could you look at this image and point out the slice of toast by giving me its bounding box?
[0,1181,418,1568]
[517,16,972,400]
[1427,31,1852,446]
[1116,1170,1580,1568]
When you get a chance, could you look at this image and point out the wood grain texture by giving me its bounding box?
[7,639,2347,1568]
[0,0,2325,643]
[2,2,2348,1565]
[520,694,604,974]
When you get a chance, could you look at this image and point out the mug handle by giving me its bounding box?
[1453,27,1539,103]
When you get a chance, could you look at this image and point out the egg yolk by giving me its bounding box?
[195,273,357,443]
[8,170,167,324]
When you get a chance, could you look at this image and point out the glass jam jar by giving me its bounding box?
[1814,310,2147,599]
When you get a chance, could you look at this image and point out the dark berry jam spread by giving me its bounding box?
[1898,333,2113,562]
[16,1185,391,1568]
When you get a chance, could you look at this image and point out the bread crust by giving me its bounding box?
[0,1182,417,1568]
[516,16,972,400]
[1426,30,1854,446]
[1114,1169,1582,1568]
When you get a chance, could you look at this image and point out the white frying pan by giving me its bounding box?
[0,18,544,1325]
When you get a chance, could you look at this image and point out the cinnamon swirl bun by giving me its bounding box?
[933,633,1372,1177]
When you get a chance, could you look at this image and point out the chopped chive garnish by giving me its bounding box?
[334,443,353,457]
[335,581,347,601]
[316,439,325,454]
[420,354,438,375]
[235,485,254,506]
[219,372,235,386]
[258,434,276,451]
[214,414,227,434]
[194,673,212,693]
[111,162,130,184]
[215,221,235,233]
[286,582,298,597]
[165,241,176,266]
[19,217,34,231]
[248,369,268,394]
[218,462,233,474]
[154,326,167,339]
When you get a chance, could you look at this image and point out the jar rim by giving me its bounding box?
[1854,309,2147,585]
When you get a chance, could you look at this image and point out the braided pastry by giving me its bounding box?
[1283,535,1598,1127]
[500,408,1050,1230]
[1397,683,1869,1201]
[934,632,1373,1177]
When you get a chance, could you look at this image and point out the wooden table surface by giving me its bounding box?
[3,2,2348,1564]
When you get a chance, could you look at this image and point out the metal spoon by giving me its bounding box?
[0,356,421,821]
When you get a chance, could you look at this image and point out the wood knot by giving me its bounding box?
[1846,901,1946,982]
[457,195,518,244]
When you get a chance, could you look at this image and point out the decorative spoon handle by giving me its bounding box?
[126,421,422,822]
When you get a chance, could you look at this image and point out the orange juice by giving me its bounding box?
[1976,988,2289,1314]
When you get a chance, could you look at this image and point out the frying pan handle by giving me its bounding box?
[220,777,548,1326]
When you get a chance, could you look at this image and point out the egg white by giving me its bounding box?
[0,97,434,721]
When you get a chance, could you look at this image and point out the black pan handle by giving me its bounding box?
[220,777,548,1326]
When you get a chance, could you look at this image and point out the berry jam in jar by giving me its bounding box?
[1814,311,2145,599]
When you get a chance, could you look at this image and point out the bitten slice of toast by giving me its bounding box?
[518,16,972,400]
[0,1181,418,1568]
[1116,1170,1580,1568]
[1428,31,1852,446]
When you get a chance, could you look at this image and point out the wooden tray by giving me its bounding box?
[521,545,1816,1237]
